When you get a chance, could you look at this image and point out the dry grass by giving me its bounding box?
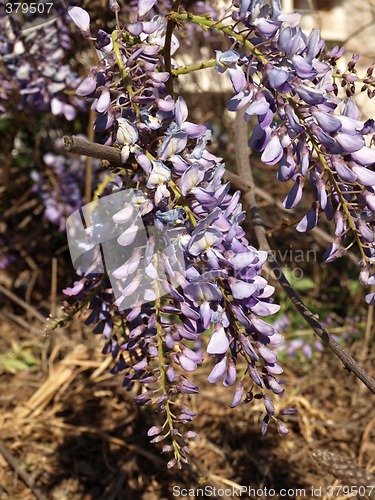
[0,308,374,500]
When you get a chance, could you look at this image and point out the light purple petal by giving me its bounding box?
[296,84,325,105]
[251,317,276,337]
[207,326,229,355]
[229,278,256,299]
[316,177,327,209]
[278,12,301,27]
[366,292,375,306]
[259,345,278,364]
[181,121,206,138]
[261,135,283,165]
[113,204,135,224]
[296,202,319,232]
[223,359,236,387]
[200,301,212,330]
[68,7,91,36]
[230,380,244,408]
[338,115,364,134]
[332,157,357,182]
[188,228,223,256]
[250,301,280,316]
[292,55,316,79]
[254,18,281,37]
[184,282,222,303]
[135,152,152,174]
[335,132,364,153]
[138,0,157,17]
[227,89,253,112]
[245,97,270,117]
[283,175,303,209]
[267,67,288,88]
[351,165,375,186]
[207,356,227,383]
[228,66,247,93]
[179,164,205,195]
[312,110,341,132]
[117,224,139,246]
[351,147,375,166]
[343,98,360,119]
[76,72,97,96]
[175,96,188,127]
[364,191,375,211]
[230,249,257,270]
[178,354,197,372]
[357,220,374,243]
[97,87,110,113]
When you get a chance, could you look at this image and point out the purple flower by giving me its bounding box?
[138,0,157,18]
[296,202,319,232]
[68,7,91,38]
[207,326,230,355]
[261,135,283,165]
[216,50,240,74]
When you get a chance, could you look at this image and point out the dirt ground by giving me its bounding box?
[0,303,374,500]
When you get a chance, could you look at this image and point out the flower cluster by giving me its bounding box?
[47,0,375,468]
[273,313,361,360]
[61,1,296,468]
[207,0,375,303]
[0,3,82,118]
[31,151,99,231]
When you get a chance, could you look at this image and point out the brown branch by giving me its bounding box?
[234,110,375,395]
[0,283,47,324]
[312,449,375,487]
[63,135,122,164]
[164,0,183,96]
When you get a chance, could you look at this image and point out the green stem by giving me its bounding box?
[172,58,216,76]
[168,12,268,65]
[155,286,181,461]
[111,31,139,113]
[168,180,197,227]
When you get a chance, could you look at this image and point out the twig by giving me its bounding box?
[312,448,375,487]
[63,135,122,164]
[85,108,96,203]
[164,0,183,96]
[0,441,47,500]
[0,284,47,324]
[360,284,375,364]
[0,310,42,334]
[50,257,58,317]
[224,170,288,212]
[234,110,375,395]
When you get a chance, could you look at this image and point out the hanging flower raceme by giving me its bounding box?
[213,0,375,297]
[61,0,294,469]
